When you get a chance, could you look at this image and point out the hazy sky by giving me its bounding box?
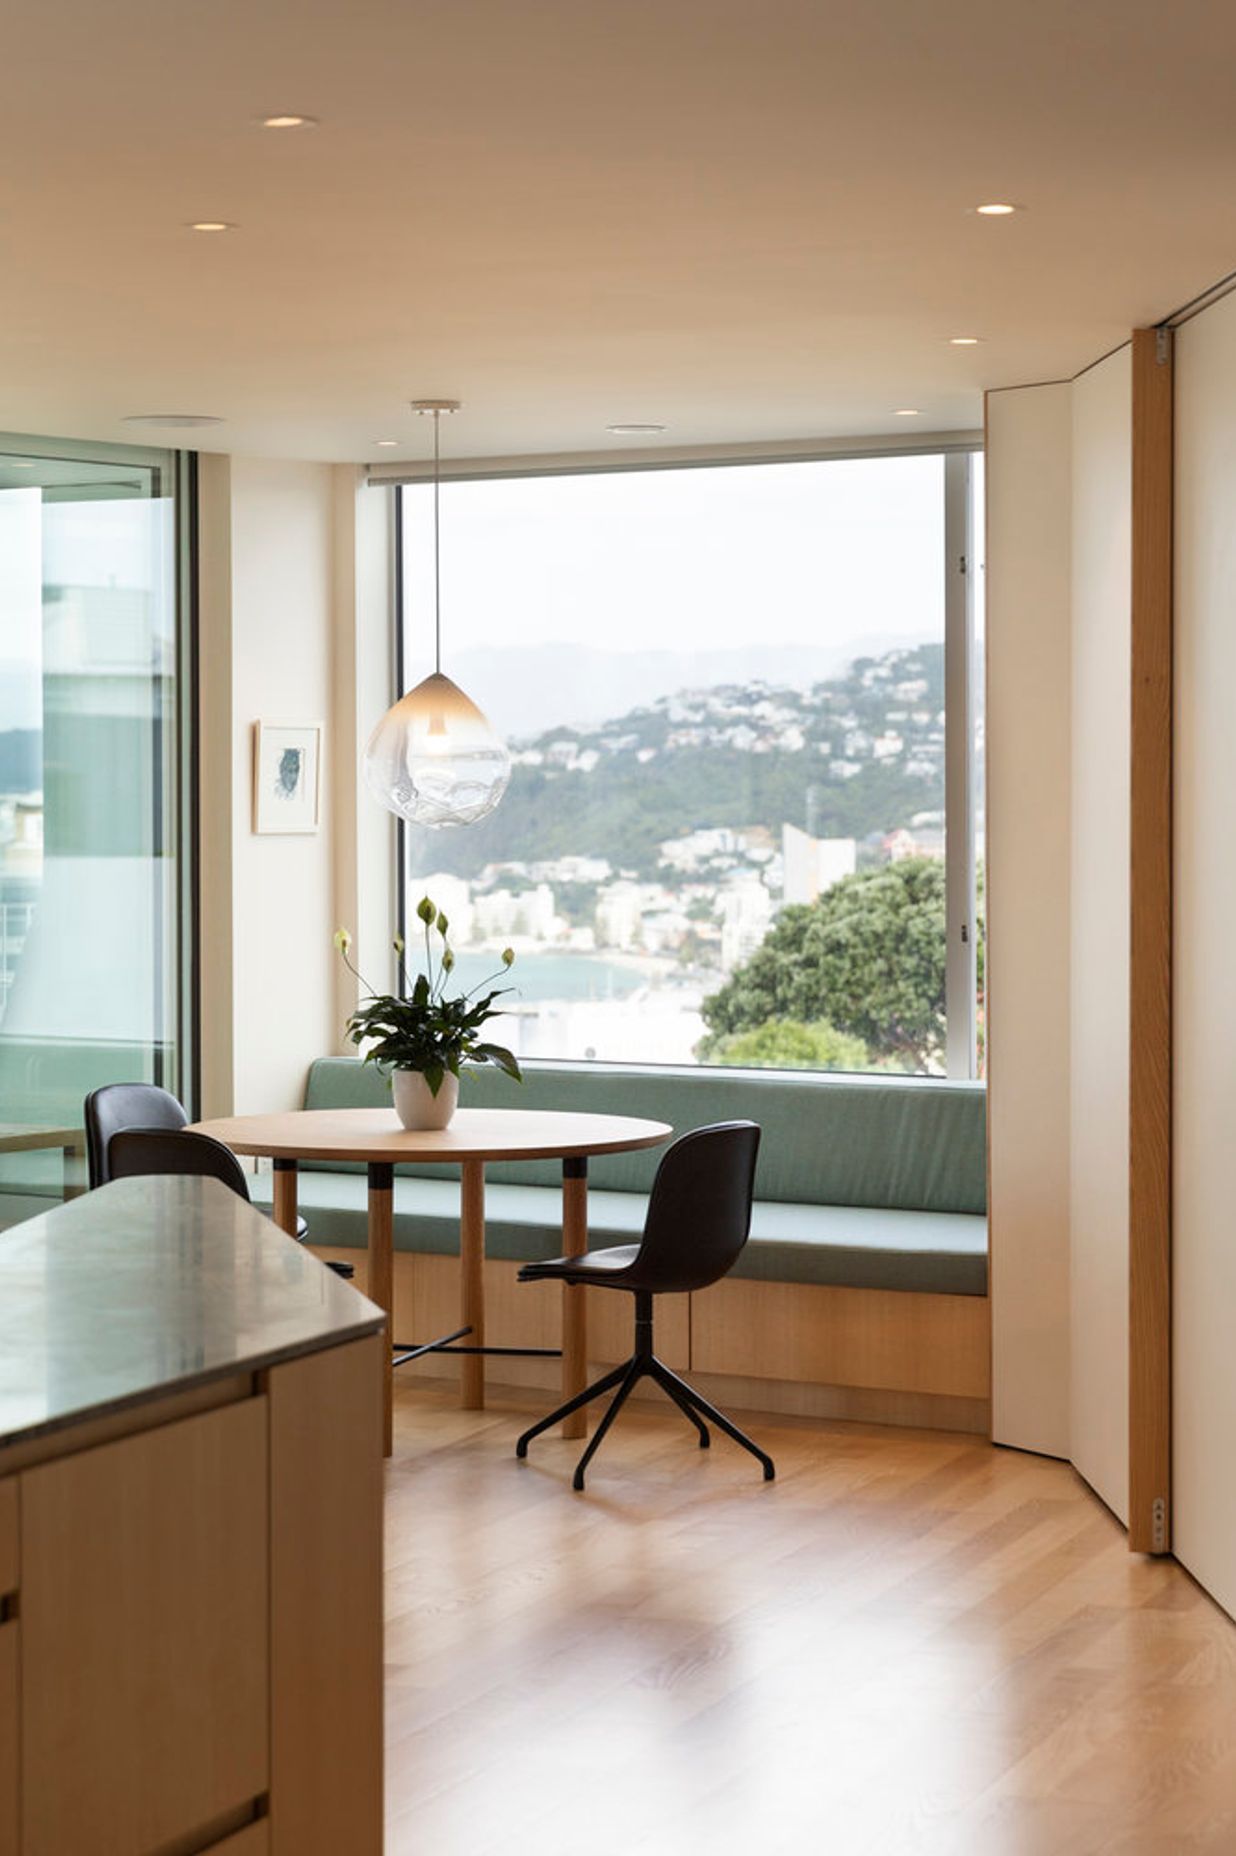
[402,452,947,670]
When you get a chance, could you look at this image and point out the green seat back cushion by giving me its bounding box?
[301,1057,986,1213]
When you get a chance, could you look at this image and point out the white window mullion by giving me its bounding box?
[944,451,977,1078]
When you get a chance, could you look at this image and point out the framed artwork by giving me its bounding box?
[252,722,321,833]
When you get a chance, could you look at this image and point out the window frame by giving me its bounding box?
[0,428,196,1109]
[388,437,984,1082]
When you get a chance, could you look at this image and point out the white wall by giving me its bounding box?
[1069,347,1132,1521]
[229,457,338,1115]
[198,458,394,1118]
[986,383,1074,1459]
[1173,289,1236,1617]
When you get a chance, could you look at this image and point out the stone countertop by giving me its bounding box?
[0,1174,385,1453]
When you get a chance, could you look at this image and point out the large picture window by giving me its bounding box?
[398,447,982,1078]
[0,436,190,1223]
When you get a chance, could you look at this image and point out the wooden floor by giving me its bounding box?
[384,1381,1236,1856]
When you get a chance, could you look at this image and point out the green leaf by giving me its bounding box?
[471,1042,523,1081]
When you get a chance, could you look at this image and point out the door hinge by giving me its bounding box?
[1151,1495,1168,1553]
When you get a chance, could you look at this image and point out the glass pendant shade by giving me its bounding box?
[364,671,511,829]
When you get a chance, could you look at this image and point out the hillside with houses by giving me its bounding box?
[407,642,951,1015]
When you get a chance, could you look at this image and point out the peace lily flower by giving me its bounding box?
[332,896,521,1099]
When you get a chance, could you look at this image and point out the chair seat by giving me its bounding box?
[252,1170,987,1296]
[519,1244,641,1285]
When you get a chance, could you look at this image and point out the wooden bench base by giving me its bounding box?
[311,1248,991,1436]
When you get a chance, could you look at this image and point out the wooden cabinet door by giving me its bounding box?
[20,1398,269,1856]
[269,1335,383,1856]
[0,1474,17,1856]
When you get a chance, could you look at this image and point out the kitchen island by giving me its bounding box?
[0,1174,385,1856]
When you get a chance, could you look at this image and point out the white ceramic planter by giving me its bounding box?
[392,1068,459,1132]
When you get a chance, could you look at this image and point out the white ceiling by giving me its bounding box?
[4,0,1236,464]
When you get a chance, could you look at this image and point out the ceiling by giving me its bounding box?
[4,0,1236,464]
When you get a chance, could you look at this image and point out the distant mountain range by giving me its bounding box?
[442,635,933,741]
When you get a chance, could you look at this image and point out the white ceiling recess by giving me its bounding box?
[3,0,1236,463]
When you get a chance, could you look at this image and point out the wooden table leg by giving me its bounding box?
[460,1160,486,1410]
[562,1157,588,1440]
[368,1162,395,1456]
[272,1157,299,1236]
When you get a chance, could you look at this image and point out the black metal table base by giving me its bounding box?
[392,1326,563,1370]
[515,1290,776,1491]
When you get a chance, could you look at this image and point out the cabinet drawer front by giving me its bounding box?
[20,1397,269,1856]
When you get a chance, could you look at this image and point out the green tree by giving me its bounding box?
[698,1018,870,1072]
[700,858,947,1069]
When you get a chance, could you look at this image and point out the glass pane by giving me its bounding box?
[0,442,179,1224]
[401,454,952,1074]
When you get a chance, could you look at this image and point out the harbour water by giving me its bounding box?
[429,949,707,1065]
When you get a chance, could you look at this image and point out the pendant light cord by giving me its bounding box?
[433,410,442,675]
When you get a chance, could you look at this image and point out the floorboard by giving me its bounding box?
[384,1381,1236,1856]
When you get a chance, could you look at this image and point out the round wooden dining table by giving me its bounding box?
[190,1107,672,1454]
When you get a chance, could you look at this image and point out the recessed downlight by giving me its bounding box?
[187,221,235,233]
[893,408,920,417]
[974,202,1019,216]
[606,422,667,436]
[949,336,982,346]
[7,459,35,468]
[122,414,225,429]
[375,439,400,448]
[261,113,317,129]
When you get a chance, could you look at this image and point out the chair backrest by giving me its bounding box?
[631,1121,761,1295]
[84,1083,188,1188]
[106,1128,252,1202]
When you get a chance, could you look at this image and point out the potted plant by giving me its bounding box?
[333,896,521,1131]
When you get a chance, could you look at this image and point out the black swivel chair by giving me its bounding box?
[84,1082,189,1188]
[103,1125,355,1280]
[107,1125,254,1196]
[515,1121,774,1491]
[84,1083,352,1276]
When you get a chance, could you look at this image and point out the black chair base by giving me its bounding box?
[515,1311,775,1492]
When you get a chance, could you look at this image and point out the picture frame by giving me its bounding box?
[252,721,322,834]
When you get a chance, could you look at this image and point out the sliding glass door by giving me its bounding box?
[0,436,189,1223]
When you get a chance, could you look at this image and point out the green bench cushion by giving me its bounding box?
[301,1057,987,1215]
[252,1171,988,1297]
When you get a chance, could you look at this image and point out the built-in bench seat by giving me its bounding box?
[252,1057,987,1298]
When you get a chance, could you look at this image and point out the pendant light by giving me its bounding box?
[364,399,511,829]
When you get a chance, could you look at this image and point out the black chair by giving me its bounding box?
[85,1082,188,1188]
[515,1121,774,1490]
[103,1125,355,1281]
[108,1126,254,1196]
[83,1083,351,1276]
